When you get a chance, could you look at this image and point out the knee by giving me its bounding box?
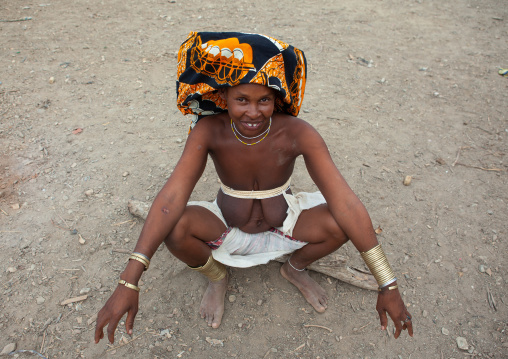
[163,213,190,251]
[322,207,348,244]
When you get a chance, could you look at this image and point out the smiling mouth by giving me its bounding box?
[241,122,262,130]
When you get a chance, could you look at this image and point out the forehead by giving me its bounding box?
[226,83,276,97]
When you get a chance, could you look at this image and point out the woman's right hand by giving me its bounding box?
[94,284,139,344]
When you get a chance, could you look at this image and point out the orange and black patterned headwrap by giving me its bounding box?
[176,32,307,129]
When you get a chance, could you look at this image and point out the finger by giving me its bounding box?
[377,310,388,331]
[393,321,403,339]
[125,308,137,336]
[407,320,414,337]
[94,326,104,344]
[107,318,120,344]
[404,311,413,336]
[94,312,109,344]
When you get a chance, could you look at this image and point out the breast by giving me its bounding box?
[217,191,289,233]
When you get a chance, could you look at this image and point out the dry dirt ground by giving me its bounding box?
[1,0,507,358]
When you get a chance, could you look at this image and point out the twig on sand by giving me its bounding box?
[106,332,147,352]
[0,17,32,22]
[357,322,372,331]
[303,324,333,332]
[56,213,73,230]
[487,287,497,311]
[452,147,462,166]
[60,295,88,306]
[40,329,47,354]
[291,343,305,353]
[113,219,134,226]
[455,163,504,172]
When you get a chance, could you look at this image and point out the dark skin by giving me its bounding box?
[95,83,413,344]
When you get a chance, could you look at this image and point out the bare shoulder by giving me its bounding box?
[184,114,228,149]
[274,113,327,154]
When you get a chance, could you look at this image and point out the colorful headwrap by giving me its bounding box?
[176,32,307,129]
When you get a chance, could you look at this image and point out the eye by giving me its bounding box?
[236,97,246,102]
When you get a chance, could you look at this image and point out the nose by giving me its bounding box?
[245,102,261,118]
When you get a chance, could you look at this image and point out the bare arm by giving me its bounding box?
[95,120,211,343]
[297,121,413,338]
[297,123,377,251]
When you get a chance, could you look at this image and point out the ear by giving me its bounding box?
[218,88,227,100]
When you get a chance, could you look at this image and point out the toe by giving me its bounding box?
[212,317,221,329]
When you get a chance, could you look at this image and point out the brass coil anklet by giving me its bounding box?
[360,244,396,289]
[189,256,227,282]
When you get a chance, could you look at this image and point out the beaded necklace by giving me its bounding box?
[232,118,271,139]
[231,117,272,146]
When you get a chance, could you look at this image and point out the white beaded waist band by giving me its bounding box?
[220,177,291,199]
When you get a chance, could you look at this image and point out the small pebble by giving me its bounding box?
[7,267,17,273]
[441,327,449,335]
[228,295,236,303]
[479,265,486,273]
[36,296,46,305]
[84,189,94,196]
[80,288,91,294]
[176,138,183,143]
[257,299,263,306]
[122,171,129,177]
[0,343,16,355]
[49,76,55,84]
[422,310,428,318]
[403,175,412,186]
[456,336,468,350]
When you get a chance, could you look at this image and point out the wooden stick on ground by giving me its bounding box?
[303,324,333,332]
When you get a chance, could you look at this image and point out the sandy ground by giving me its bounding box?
[1,0,507,358]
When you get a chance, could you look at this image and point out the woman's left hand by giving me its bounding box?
[376,286,414,339]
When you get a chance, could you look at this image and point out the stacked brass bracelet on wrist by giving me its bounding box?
[360,244,396,290]
[129,252,150,271]
[118,279,140,292]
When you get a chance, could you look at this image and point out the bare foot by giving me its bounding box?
[280,261,328,312]
[199,273,228,328]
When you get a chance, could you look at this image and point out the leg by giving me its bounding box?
[280,204,348,313]
[164,205,228,328]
